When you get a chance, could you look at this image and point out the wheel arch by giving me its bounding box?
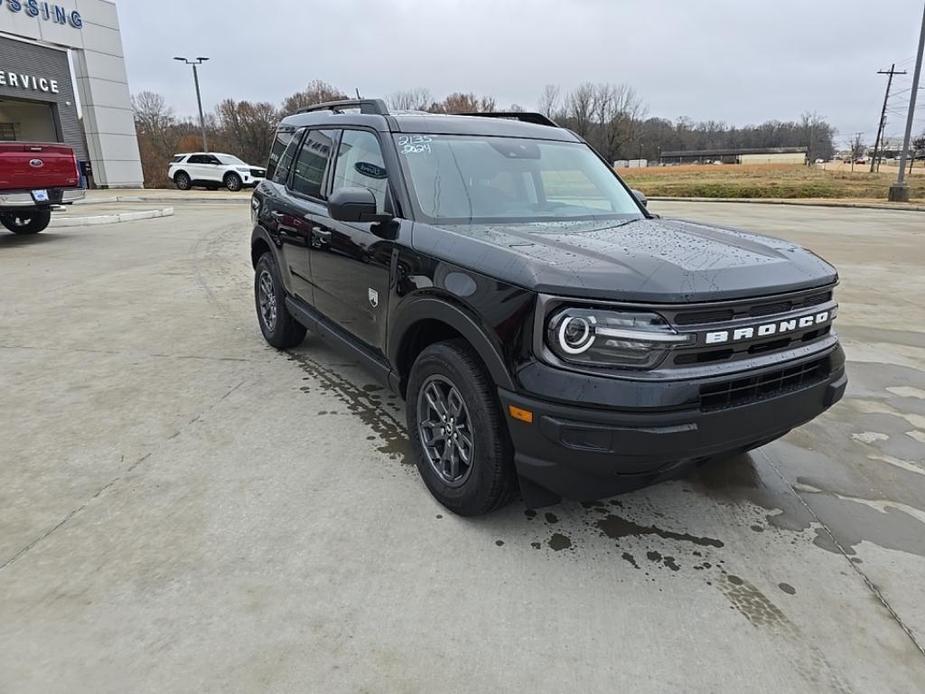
[250,225,276,268]
[390,296,516,395]
[173,169,189,181]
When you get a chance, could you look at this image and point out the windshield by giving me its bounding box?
[393,134,643,224]
[217,154,246,165]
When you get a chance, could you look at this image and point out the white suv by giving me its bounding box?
[168,153,266,192]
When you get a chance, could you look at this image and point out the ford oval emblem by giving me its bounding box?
[29,158,44,168]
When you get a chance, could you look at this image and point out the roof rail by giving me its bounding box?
[296,98,390,116]
[453,111,559,128]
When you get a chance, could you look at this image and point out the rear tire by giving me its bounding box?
[174,171,191,190]
[254,252,306,349]
[224,172,243,192]
[0,209,51,234]
[406,340,516,516]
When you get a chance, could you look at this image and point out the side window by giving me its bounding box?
[187,155,206,164]
[266,128,294,181]
[290,129,337,199]
[330,129,389,214]
[270,128,304,185]
[205,155,222,165]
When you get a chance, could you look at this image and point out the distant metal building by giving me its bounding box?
[659,147,808,165]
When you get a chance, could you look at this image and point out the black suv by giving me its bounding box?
[249,99,846,515]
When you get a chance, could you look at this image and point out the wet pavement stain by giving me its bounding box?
[719,574,790,629]
[779,582,797,595]
[547,533,573,551]
[544,512,559,524]
[595,512,724,548]
[621,552,639,569]
[287,350,411,463]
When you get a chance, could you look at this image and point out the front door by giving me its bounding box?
[310,128,394,355]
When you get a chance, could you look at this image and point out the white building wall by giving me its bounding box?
[739,152,807,165]
[0,0,143,187]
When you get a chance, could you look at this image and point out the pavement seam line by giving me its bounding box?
[0,344,256,363]
[758,448,925,660]
[0,379,247,573]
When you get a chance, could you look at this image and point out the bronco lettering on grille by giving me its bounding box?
[704,311,830,345]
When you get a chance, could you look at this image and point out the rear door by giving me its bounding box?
[0,143,79,191]
[199,154,224,182]
[283,129,339,303]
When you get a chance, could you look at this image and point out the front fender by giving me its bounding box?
[389,294,517,391]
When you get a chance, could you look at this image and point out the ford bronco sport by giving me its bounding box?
[249,99,846,516]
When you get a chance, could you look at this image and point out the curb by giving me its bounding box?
[77,195,248,205]
[51,207,175,227]
[649,197,925,212]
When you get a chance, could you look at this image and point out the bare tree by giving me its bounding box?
[215,99,279,165]
[849,134,866,172]
[566,82,595,138]
[280,80,346,117]
[132,91,181,187]
[428,92,496,113]
[387,88,432,111]
[538,84,561,118]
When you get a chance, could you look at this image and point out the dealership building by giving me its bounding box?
[0,0,142,187]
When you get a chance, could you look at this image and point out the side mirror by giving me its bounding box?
[631,189,648,207]
[327,187,392,224]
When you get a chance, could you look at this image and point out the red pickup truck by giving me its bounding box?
[0,142,84,234]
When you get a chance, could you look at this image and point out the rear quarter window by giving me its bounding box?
[266,129,295,181]
[170,155,186,163]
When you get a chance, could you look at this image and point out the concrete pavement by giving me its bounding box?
[1,201,924,692]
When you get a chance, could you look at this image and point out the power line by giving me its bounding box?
[871,64,907,171]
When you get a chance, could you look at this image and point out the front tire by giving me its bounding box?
[0,209,51,234]
[254,252,306,349]
[174,172,191,190]
[224,172,243,192]
[406,340,516,516]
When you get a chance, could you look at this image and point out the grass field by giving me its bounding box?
[618,163,925,201]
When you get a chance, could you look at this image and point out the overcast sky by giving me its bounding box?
[119,0,925,145]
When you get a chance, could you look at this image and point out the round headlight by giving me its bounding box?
[546,306,692,369]
[558,315,596,354]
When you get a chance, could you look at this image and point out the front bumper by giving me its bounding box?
[499,344,846,502]
[0,188,85,207]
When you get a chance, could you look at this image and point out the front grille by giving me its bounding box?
[661,285,837,368]
[673,289,832,326]
[673,325,832,365]
[699,357,830,412]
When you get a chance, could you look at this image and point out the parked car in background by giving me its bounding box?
[0,141,84,235]
[168,153,266,192]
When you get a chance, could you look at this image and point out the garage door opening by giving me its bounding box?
[0,97,59,143]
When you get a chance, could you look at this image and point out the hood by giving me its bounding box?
[411,217,837,303]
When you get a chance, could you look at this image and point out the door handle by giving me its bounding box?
[270,211,284,219]
[312,226,332,241]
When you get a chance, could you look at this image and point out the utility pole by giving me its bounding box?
[889,2,925,202]
[870,64,907,172]
[173,56,210,152]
